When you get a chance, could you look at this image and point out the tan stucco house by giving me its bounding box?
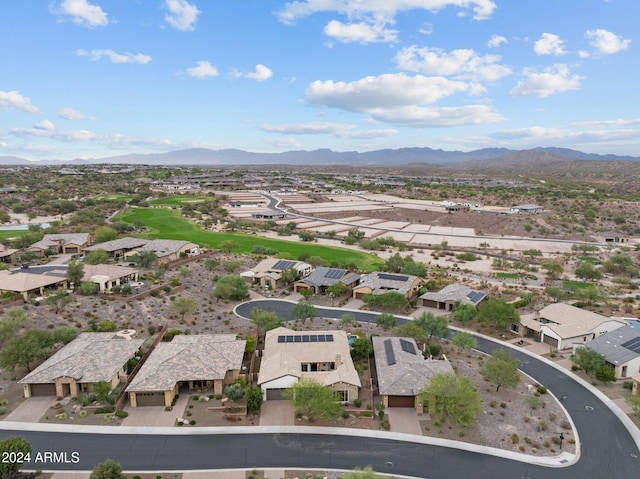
[352,272,423,300]
[258,327,361,403]
[29,233,92,257]
[241,258,312,289]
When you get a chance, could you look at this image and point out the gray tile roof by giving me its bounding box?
[356,272,420,296]
[373,336,453,396]
[302,267,349,287]
[30,233,91,251]
[420,284,486,306]
[85,237,148,253]
[126,334,245,392]
[136,239,197,258]
[19,333,144,384]
[584,326,640,365]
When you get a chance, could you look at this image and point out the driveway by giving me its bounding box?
[259,400,295,426]
[387,408,422,435]
[121,394,189,427]
[4,396,53,422]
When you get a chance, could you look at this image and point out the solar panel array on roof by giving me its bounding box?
[399,338,417,355]
[622,337,640,354]
[378,273,409,282]
[277,334,334,344]
[273,260,296,270]
[324,268,346,279]
[384,338,396,365]
[467,291,486,304]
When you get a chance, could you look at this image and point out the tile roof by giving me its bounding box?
[355,272,421,295]
[126,334,245,392]
[584,326,640,365]
[420,284,486,305]
[84,237,148,253]
[373,336,453,396]
[135,239,197,258]
[301,267,351,287]
[19,333,143,384]
[30,233,91,250]
[82,264,140,282]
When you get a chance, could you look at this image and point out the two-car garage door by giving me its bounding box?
[134,392,165,407]
[29,384,57,396]
[265,388,286,401]
[387,395,415,408]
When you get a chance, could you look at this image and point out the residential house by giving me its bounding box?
[0,265,68,300]
[632,373,640,395]
[293,266,361,295]
[518,303,628,350]
[578,326,640,379]
[420,284,487,311]
[126,334,246,407]
[258,327,361,403]
[82,264,140,293]
[29,233,92,257]
[19,332,144,399]
[127,239,200,265]
[373,336,453,411]
[0,245,18,264]
[251,211,287,220]
[352,272,423,300]
[241,258,311,289]
[593,231,628,244]
[510,204,544,214]
[83,237,149,262]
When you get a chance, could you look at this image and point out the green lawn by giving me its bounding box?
[114,207,384,271]
[0,230,31,240]
[562,280,595,290]
[577,256,600,263]
[94,194,134,201]
[148,196,210,206]
[496,272,519,279]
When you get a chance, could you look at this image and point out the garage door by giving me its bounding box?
[387,395,415,408]
[542,335,558,348]
[134,392,165,407]
[266,388,287,401]
[29,384,56,396]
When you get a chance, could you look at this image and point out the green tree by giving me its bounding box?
[172,296,197,320]
[0,307,28,345]
[342,466,387,479]
[452,331,478,352]
[246,386,264,413]
[84,249,110,265]
[0,330,54,372]
[544,285,569,303]
[385,253,405,273]
[575,287,608,306]
[280,268,299,285]
[0,436,32,478]
[625,393,640,416]
[212,275,249,301]
[375,313,397,331]
[541,261,564,279]
[421,372,482,427]
[290,302,317,323]
[204,258,220,271]
[575,261,603,281]
[522,249,543,259]
[327,282,349,297]
[603,254,639,277]
[249,308,284,335]
[224,383,246,401]
[129,250,157,268]
[350,337,373,360]
[401,257,427,277]
[415,312,449,339]
[480,348,521,392]
[362,291,406,311]
[94,226,118,243]
[45,290,74,314]
[89,458,126,479]
[94,380,111,402]
[283,378,342,421]
[299,287,314,299]
[452,303,477,323]
[66,259,84,288]
[79,281,99,295]
[478,298,520,331]
[393,322,427,341]
[573,347,606,375]
[298,231,315,242]
[595,365,616,383]
[219,240,239,253]
[339,313,356,327]
[53,326,78,345]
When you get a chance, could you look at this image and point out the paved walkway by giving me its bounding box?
[342,298,364,310]
[387,408,423,435]
[4,396,53,422]
[259,400,295,426]
[121,394,190,427]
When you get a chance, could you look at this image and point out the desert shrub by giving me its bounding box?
[115,410,128,419]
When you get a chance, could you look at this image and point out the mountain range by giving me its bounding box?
[0,147,638,167]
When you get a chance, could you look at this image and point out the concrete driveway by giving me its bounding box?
[4,396,53,422]
[259,400,294,426]
[386,408,422,435]
[121,394,189,427]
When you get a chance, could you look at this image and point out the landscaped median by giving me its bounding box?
[114,206,384,271]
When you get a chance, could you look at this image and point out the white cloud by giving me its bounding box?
[488,34,507,48]
[324,19,398,44]
[489,125,640,148]
[58,107,90,120]
[10,127,98,142]
[245,64,273,81]
[306,73,476,112]
[586,29,631,54]
[510,64,582,98]
[395,46,511,81]
[186,61,219,78]
[52,0,109,28]
[76,49,152,64]
[164,0,201,31]
[259,121,397,139]
[369,104,504,127]
[572,118,640,127]
[534,33,567,56]
[100,133,173,150]
[278,0,497,23]
[34,120,55,131]
[0,90,39,114]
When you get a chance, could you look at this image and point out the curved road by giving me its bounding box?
[1,300,638,478]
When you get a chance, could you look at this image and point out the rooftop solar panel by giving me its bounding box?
[273,259,296,270]
[622,337,640,354]
[378,273,409,282]
[467,291,485,304]
[384,339,396,365]
[324,268,346,279]
[399,338,417,355]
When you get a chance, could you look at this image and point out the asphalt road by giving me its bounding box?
[1,300,638,478]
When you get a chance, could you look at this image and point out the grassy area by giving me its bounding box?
[562,280,596,290]
[496,272,519,279]
[0,230,31,240]
[94,194,134,201]
[148,196,211,206]
[577,256,600,263]
[115,207,384,271]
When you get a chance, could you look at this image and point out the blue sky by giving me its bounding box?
[0,0,637,161]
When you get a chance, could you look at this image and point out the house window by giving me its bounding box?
[511,324,519,333]
[301,364,308,372]
[334,390,348,403]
